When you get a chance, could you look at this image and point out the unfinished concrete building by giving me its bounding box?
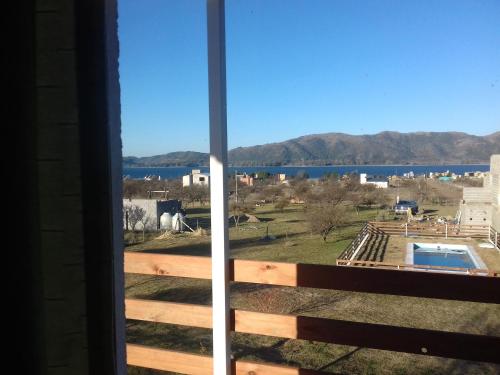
[460,154,500,230]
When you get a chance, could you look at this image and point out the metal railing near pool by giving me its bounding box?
[489,226,500,251]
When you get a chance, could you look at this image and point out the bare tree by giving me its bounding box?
[139,214,153,242]
[125,204,145,233]
[230,202,254,227]
[274,197,290,212]
[306,204,350,242]
[291,180,311,203]
[183,185,210,207]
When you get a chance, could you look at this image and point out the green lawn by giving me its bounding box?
[125,204,500,375]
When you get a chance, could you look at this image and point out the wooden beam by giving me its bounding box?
[124,252,211,279]
[124,300,500,363]
[124,252,500,303]
[127,344,212,375]
[234,310,500,363]
[126,344,327,375]
[125,299,212,328]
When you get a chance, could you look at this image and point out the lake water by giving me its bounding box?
[123,164,489,180]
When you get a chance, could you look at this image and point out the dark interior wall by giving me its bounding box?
[10,1,124,374]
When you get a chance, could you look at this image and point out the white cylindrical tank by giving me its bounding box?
[160,212,172,231]
[172,212,185,231]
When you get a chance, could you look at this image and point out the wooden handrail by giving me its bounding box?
[124,252,500,303]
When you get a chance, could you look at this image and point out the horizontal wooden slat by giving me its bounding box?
[127,344,326,375]
[125,299,212,328]
[234,361,325,375]
[125,300,500,363]
[233,259,298,287]
[124,252,211,279]
[124,252,500,303]
[234,310,500,363]
[127,344,212,375]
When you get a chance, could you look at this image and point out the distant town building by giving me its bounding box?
[182,169,210,187]
[123,198,182,231]
[238,173,254,186]
[360,173,388,188]
[275,173,287,183]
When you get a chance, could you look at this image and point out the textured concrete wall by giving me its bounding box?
[35,0,89,373]
[463,187,492,203]
[490,155,500,231]
[461,204,492,226]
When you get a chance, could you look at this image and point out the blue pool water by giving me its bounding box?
[413,251,475,269]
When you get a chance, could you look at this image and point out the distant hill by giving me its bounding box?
[123,151,209,167]
[124,131,500,167]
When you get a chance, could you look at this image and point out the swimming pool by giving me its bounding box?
[406,243,486,271]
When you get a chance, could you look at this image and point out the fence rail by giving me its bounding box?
[369,221,489,238]
[336,259,499,277]
[127,344,326,375]
[338,222,371,260]
[124,252,500,373]
[124,252,500,302]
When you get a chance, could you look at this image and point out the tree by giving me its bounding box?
[125,204,145,232]
[138,213,153,242]
[230,202,254,227]
[291,180,311,203]
[274,197,290,212]
[306,205,350,242]
[183,185,209,206]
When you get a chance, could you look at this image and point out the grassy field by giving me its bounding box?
[125,204,500,375]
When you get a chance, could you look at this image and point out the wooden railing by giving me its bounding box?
[336,259,500,277]
[338,222,371,260]
[124,252,500,374]
[370,221,489,239]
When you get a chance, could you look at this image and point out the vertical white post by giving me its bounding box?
[445,223,448,239]
[207,1,231,374]
[405,223,408,237]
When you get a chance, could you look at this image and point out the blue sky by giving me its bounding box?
[118,0,500,157]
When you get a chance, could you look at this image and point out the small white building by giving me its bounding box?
[360,173,388,189]
[182,169,210,187]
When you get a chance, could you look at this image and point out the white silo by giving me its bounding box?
[160,212,172,231]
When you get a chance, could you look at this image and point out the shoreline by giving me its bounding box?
[123,163,489,169]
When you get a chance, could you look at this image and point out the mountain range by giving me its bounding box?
[123,131,500,167]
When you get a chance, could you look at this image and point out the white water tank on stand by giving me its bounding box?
[160,212,172,231]
[172,212,185,232]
